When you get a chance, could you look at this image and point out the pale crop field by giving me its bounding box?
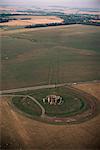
[0,16,63,26]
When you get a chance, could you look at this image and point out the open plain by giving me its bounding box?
[1,24,100,90]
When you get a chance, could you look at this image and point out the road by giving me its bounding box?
[0,83,66,94]
[0,80,99,94]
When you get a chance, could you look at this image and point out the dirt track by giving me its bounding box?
[0,82,100,149]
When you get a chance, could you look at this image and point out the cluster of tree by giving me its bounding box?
[25,22,76,28]
[0,18,9,23]
[25,22,62,28]
[82,21,100,26]
[20,18,31,20]
[0,13,18,23]
[59,14,100,26]
[0,14,32,23]
[0,13,26,17]
[0,18,17,23]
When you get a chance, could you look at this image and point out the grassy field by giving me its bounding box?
[1,25,100,90]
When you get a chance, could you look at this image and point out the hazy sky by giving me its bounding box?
[0,0,100,8]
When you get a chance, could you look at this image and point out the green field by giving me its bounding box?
[1,25,100,90]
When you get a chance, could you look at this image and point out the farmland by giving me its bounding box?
[1,24,100,90]
[0,16,63,27]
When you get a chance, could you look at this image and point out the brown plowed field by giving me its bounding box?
[0,82,100,149]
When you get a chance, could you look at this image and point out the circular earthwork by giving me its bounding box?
[12,86,98,125]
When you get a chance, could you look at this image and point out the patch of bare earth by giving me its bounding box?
[0,83,100,149]
[73,82,100,100]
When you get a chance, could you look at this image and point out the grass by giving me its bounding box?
[29,87,87,117]
[1,25,100,90]
[12,97,42,116]
[12,86,88,118]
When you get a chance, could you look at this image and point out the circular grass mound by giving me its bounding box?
[12,86,98,124]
